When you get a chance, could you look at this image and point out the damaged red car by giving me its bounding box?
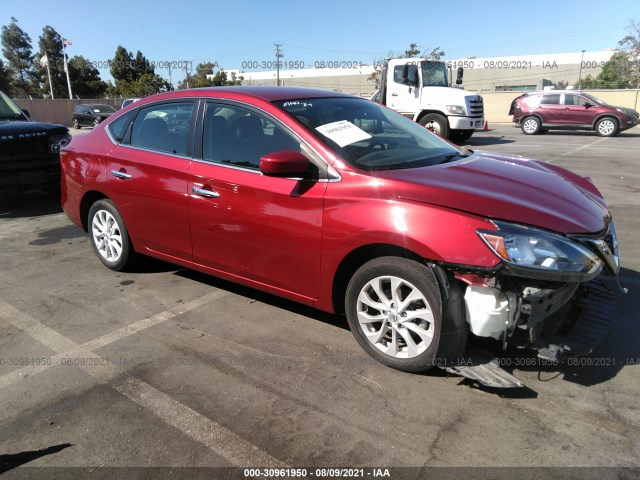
[61,87,620,387]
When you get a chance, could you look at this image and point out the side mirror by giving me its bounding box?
[456,67,464,85]
[260,150,310,177]
[401,65,418,87]
[583,102,594,109]
[21,108,31,119]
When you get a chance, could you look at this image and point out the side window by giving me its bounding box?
[575,96,591,106]
[130,102,193,155]
[564,94,580,106]
[540,94,560,105]
[393,65,418,84]
[203,103,300,169]
[107,111,133,143]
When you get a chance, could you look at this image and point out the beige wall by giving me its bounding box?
[481,90,640,124]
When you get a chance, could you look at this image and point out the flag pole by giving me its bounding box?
[41,54,54,99]
[62,39,73,99]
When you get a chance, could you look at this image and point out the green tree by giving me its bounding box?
[1,17,37,96]
[618,19,639,87]
[404,43,420,58]
[68,56,107,97]
[0,59,12,93]
[178,62,242,89]
[580,51,633,89]
[110,45,171,96]
[36,26,66,98]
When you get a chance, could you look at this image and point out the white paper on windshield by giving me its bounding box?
[315,120,371,147]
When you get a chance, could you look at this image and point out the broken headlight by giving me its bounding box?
[477,221,603,281]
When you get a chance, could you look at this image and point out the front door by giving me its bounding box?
[187,102,325,300]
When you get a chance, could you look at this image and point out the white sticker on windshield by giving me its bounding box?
[315,120,371,147]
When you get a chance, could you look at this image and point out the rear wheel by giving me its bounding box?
[88,199,136,271]
[72,118,80,129]
[92,118,100,128]
[521,116,541,135]
[595,117,618,137]
[345,257,466,372]
[419,113,449,139]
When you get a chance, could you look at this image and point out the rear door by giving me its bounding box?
[104,100,195,260]
[187,101,325,300]
[536,94,563,124]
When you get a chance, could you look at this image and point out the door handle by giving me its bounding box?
[192,186,220,198]
[391,93,398,96]
[110,170,131,179]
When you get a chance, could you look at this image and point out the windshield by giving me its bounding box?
[0,90,28,121]
[421,61,449,87]
[90,104,116,113]
[275,97,461,171]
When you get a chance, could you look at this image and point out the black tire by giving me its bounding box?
[419,113,449,139]
[345,257,466,372]
[92,118,100,128]
[449,130,473,144]
[88,199,136,271]
[520,116,541,135]
[72,119,80,129]
[595,117,618,137]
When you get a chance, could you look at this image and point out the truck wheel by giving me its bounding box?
[419,114,449,139]
[521,116,541,135]
[345,257,466,372]
[449,130,473,144]
[595,117,618,137]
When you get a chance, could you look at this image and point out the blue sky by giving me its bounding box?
[2,0,637,85]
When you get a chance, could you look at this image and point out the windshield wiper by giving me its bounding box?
[438,152,471,164]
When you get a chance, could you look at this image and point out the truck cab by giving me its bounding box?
[376,58,485,142]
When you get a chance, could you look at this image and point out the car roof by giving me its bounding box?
[138,86,354,104]
[521,90,586,96]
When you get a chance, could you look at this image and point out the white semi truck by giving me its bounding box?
[372,58,484,142]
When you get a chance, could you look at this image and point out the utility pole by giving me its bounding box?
[274,44,283,86]
[578,50,586,90]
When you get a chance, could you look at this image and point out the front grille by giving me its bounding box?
[466,95,484,117]
[1,137,49,156]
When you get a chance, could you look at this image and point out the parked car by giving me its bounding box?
[509,90,639,136]
[0,90,71,195]
[72,104,116,129]
[61,87,621,386]
[121,98,140,109]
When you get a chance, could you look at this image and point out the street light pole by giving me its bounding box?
[578,50,586,90]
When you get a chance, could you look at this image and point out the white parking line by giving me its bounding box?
[546,137,610,163]
[0,291,287,467]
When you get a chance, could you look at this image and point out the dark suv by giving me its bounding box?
[72,104,116,129]
[0,90,71,195]
[509,90,639,136]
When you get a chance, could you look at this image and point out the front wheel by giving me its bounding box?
[345,257,458,372]
[72,118,80,129]
[419,113,449,139]
[449,130,473,144]
[88,199,136,271]
[595,117,618,137]
[92,118,100,128]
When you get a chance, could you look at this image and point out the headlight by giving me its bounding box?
[477,221,603,281]
[50,133,72,153]
[446,105,466,115]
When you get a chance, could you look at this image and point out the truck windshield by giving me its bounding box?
[275,97,460,171]
[421,62,449,87]
[0,91,28,121]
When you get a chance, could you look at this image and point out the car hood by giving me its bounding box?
[0,121,68,139]
[378,151,610,234]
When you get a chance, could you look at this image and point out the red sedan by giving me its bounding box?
[61,87,620,382]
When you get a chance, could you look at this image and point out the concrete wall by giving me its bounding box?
[11,98,121,127]
[11,89,639,126]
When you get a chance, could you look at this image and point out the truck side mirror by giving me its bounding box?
[401,64,410,85]
[456,67,464,85]
[401,64,419,87]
